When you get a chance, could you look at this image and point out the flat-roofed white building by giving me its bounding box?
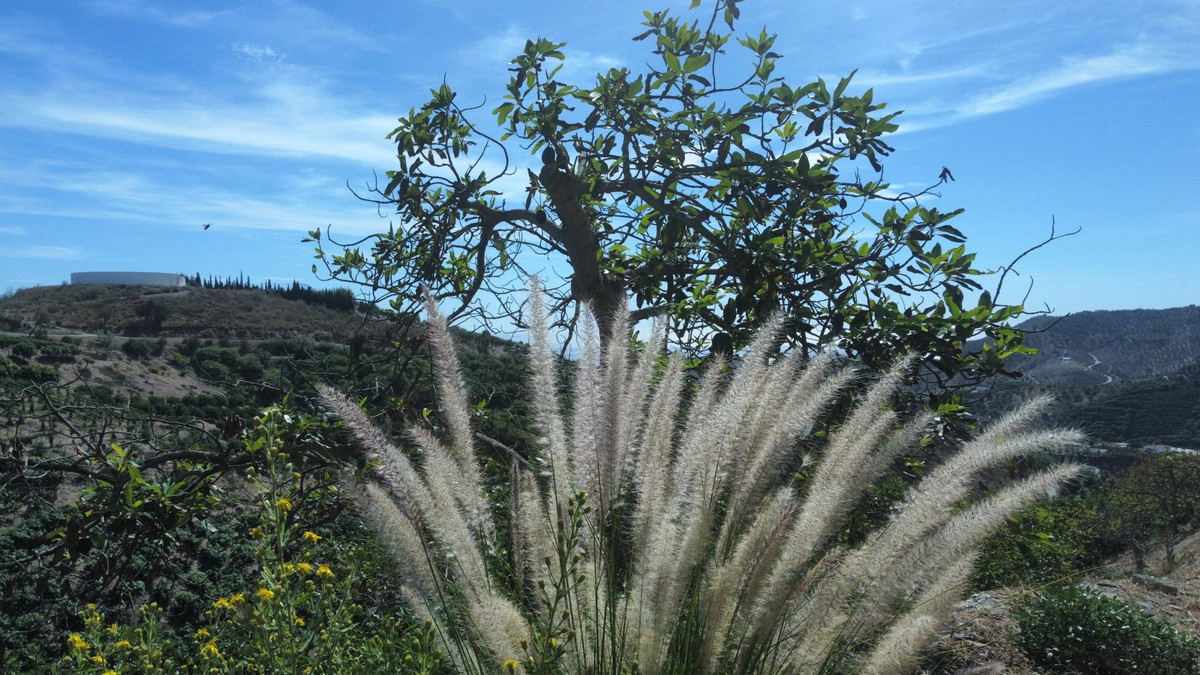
[70,272,187,287]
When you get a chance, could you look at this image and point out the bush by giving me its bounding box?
[17,364,58,383]
[9,340,36,359]
[122,339,152,359]
[1013,584,1200,673]
[37,342,79,363]
[48,411,435,674]
[193,346,239,368]
[972,491,1103,590]
[168,351,190,370]
[195,359,231,382]
[234,354,265,380]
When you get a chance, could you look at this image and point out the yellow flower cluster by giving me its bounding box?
[212,592,246,611]
[302,530,322,544]
[67,633,89,653]
[274,496,293,512]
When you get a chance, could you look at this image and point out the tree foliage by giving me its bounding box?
[1103,452,1200,571]
[314,0,1057,396]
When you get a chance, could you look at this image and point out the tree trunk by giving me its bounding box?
[539,163,626,342]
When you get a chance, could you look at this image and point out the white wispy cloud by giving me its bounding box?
[0,245,86,260]
[956,44,1186,118]
[232,43,286,62]
[6,85,397,165]
[88,0,232,28]
[0,225,27,235]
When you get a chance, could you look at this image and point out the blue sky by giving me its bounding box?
[1,0,1198,316]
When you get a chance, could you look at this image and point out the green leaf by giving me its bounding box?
[683,53,710,73]
[664,51,681,73]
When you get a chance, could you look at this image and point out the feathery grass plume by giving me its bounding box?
[570,306,602,503]
[423,292,496,541]
[525,282,573,508]
[321,287,1084,674]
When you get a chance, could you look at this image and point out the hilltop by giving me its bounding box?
[0,284,363,342]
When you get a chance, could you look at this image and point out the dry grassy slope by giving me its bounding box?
[0,284,362,341]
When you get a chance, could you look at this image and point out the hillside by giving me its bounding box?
[0,284,363,341]
[1008,305,1200,384]
[971,306,1200,446]
[2,288,1198,671]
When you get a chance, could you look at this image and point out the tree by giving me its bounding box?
[311,0,1065,398]
[135,298,170,334]
[1106,452,1200,571]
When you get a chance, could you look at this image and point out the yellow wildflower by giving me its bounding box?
[302,530,322,544]
[200,639,220,658]
[502,659,519,672]
[257,587,276,601]
[294,613,305,627]
[248,526,263,539]
[195,628,211,639]
[275,497,293,512]
[230,592,245,605]
[104,670,118,675]
[316,564,333,579]
[283,562,295,573]
[295,562,312,575]
[213,597,233,610]
[91,654,106,664]
[114,640,132,649]
[67,633,89,653]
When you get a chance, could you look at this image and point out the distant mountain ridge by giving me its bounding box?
[982,305,1200,446]
[1001,306,1200,386]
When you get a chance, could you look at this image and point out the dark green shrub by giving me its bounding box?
[234,353,264,380]
[37,342,79,362]
[17,364,57,383]
[178,336,201,356]
[196,359,232,382]
[973,492,1102,590]
[122,339,153,359]
[194,346,239,367]
[169,351,190,369]
[1013,584,1200,673]
[9,340,36,359]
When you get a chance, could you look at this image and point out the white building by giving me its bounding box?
[70,272,187,287]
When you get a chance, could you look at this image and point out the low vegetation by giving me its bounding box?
[1013,584,1200,673]
[3,288,1199,671]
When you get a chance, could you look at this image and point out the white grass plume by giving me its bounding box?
[321,291,1085,674]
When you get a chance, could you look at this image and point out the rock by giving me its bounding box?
[1133,574,1180,595]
